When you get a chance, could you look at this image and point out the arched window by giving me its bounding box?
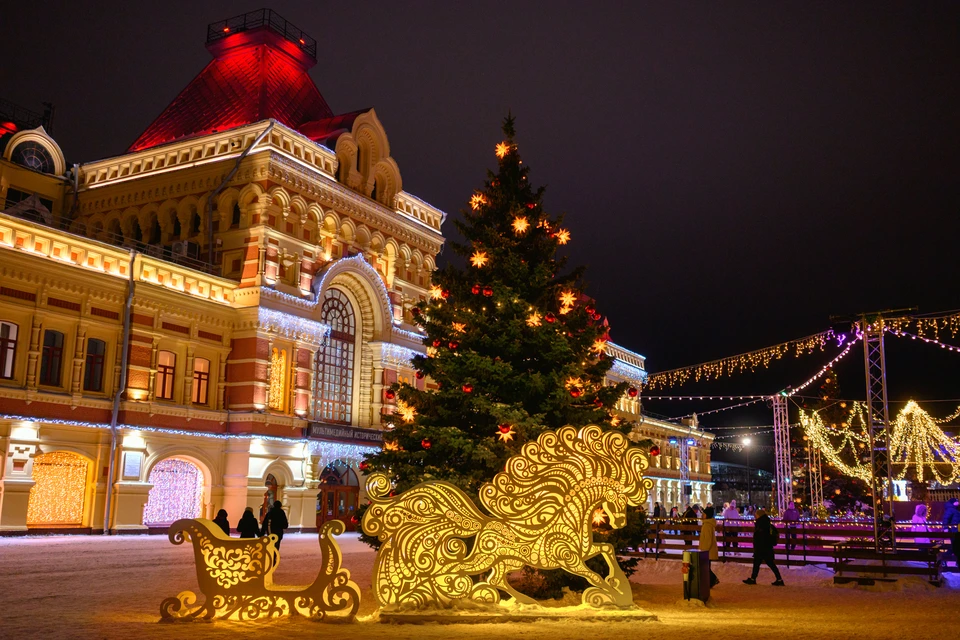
[26,451,89,526]
[0,321,18,379]
[11,141,55,174]
[268,348,287,411]
[39,329,64,386]
[231,202,241,228]
[156,350,176,400]
[192,357,210,405]
[130,217,143,242]
[143,458,204,525]
[83,338,106,392]
[189,209,201,236]
[314,288,356,424]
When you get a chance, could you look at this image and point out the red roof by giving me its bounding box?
[128,27,334,152]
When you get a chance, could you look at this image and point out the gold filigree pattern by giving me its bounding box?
[363,425,653,611]
[159,519,360,622]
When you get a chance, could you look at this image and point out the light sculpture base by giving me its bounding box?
[363,425,655,614]
[159,518,360,622]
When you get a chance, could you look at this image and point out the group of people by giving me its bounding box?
[211,501,289,548]
[914,497,960,568]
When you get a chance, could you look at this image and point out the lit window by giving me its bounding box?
[39,330,64,386]
[83,338,106,392]
[0,321,18,379]
[315,288,355,424]
[156,350,176,400]
[192,357,210,405]
[269,348,287,411]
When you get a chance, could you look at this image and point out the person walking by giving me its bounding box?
[943,498,960,568]
[653,501,663,519]
[911,504,930,546]
[743,508,784,586]
[722,500,740,551]
[261,500,289,549]
[699,506,721,587]
[212,509,230,536]
[782,503,800,551]
[237,506,261,539]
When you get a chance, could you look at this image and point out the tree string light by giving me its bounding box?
[889,400,960,485]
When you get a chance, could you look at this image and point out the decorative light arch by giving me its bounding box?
[26,451,90,526]
[143,457,206,525]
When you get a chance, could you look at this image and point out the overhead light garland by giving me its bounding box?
[799,405,873,483]
[644,330,838,390]
[886,327,960,354]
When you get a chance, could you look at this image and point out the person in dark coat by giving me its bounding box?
[743,508,784,586]
[653,502,663,519]
[943,498,960,568]
[782,504,801,550]
[237,507,261,539]
[261,500,289,549]
[212,509,230,536]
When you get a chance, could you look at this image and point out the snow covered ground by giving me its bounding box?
[0,532,956,640]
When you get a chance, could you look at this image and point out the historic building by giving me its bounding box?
[0,10,709,535]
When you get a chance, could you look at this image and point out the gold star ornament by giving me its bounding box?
[555,228,571,245]
[526,311,542,327]
[512,216,529,234]
[495,141,511,159]
[592,509,607,526]
[470,250,489,268]
[496,423,516,442]
[429,285,443,300]
[396,399,417,423]
[470,193,487,211]
[559,290,577,307]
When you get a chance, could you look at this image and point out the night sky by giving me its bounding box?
[3,2,958,465]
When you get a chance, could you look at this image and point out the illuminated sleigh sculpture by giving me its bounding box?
[160,519,360,622]
[363,424,654,612]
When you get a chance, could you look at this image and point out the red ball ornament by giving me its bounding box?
[359,461,369,471]
[544,312,556,323]
[462,383,473,393]
[593,312,602,321]
[441,289,450,299]
[385,389,396,400]
[593,397,603,408]
[585,304,596,315]
[628,387,639,398]
[471,284,481,295]
[350,515,359,524]
[498,424,512,434]
[432,339,442,348]
[482,285,494,297]
[448,340,459,350]
[415,371,425,379]
[421,439,431,449]
[411,307,421,317]
[650,445,661,457]
[570,388,582,398]
[526,203,536,210]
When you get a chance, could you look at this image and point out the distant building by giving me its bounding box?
[710,461,773,509]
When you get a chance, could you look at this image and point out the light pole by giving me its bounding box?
[742,437,752,507]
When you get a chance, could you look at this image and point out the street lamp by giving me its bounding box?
[742,437,752,507]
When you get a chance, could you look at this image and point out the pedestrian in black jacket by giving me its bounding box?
[261,500,289,549]
[943,498,960,568]
[237,507,261,539]
[212,509,230,536]
[743,509,784,586]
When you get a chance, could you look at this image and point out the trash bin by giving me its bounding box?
[682,549,711,602]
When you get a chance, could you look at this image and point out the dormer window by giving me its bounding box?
[10,141,55,174]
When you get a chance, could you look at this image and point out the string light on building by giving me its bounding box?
[142,458,205,525]
[26,451,89,525]
[308,440,380,468]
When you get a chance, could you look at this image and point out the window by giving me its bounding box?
[231,203,241,228]
[10,142,55,174]
[268,348,287,411]
[39,330,64,386]
[83,339,106,392]
[192,357,210,405]
[156,351,176,400]
[314,289,355,424]
[0,321,17,379]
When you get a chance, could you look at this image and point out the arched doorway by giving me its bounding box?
[26,451,89,527]
[260,473,281,522]
[143,458,205,526]
[316,462,359,531]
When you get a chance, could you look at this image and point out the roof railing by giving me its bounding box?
[206,8,317,60]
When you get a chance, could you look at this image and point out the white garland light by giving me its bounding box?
[258,307,330,341]
[382,343,419,368]
[610,360,648,384]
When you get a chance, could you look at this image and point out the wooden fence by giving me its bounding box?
[629,518,955,569]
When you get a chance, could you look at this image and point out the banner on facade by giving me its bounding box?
[308,423,384,445]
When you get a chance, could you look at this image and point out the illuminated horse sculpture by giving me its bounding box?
[159,519,360,621]
[363,424,654,610]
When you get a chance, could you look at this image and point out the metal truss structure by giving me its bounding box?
[808,445,823,512]
[862,320,895,550]
[772,394,793,514]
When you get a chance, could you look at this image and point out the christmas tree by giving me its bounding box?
[362,116,631,495]
[360,117,643,592]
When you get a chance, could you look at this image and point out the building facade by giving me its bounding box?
[0,10,710,535]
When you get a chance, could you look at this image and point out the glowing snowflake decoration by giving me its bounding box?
[512,216,529,234]
[470,250,489,268]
